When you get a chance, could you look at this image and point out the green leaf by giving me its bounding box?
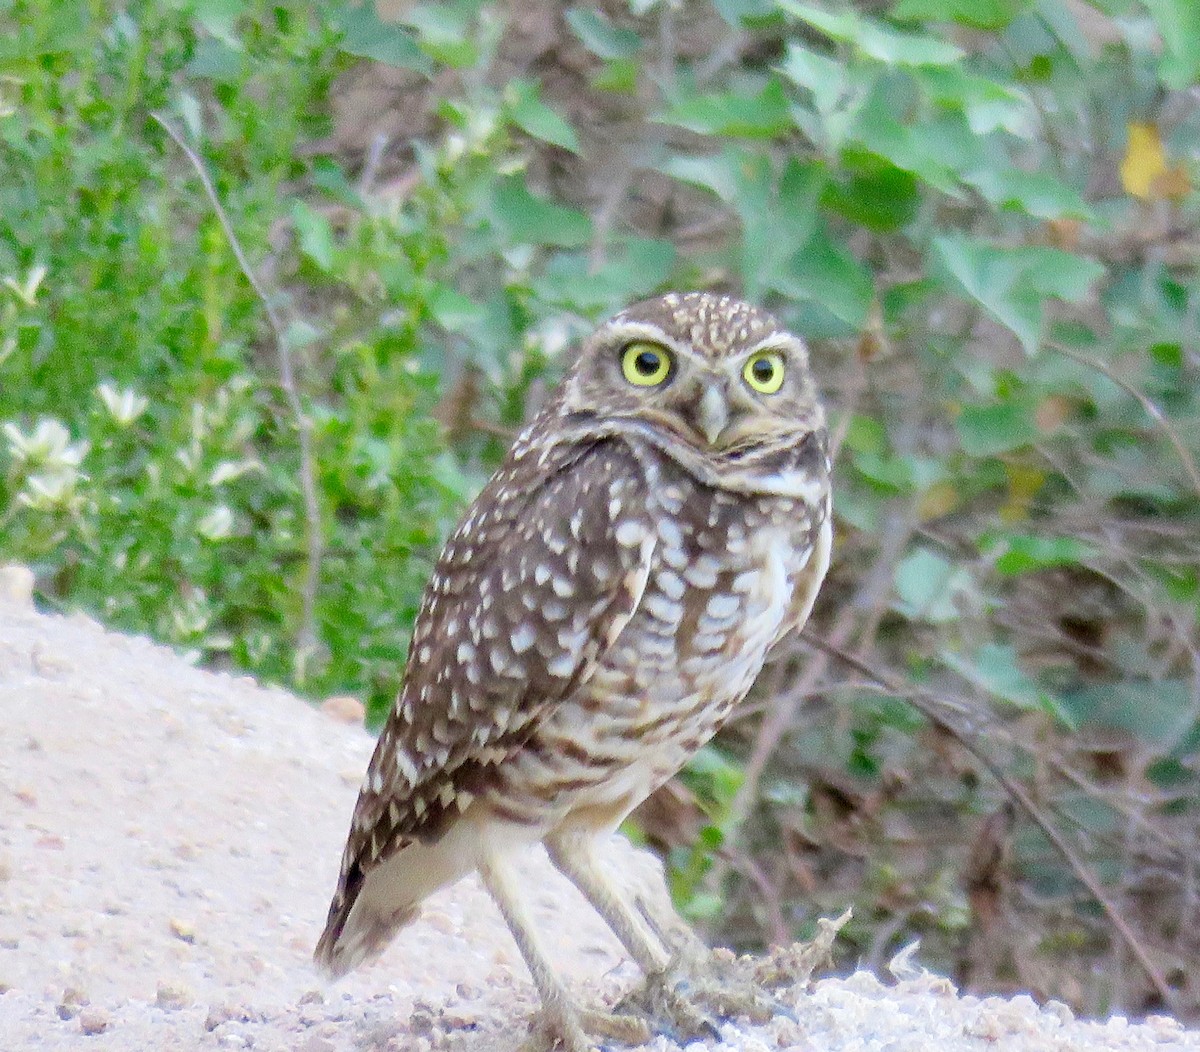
[657,152,741,203]
[291,201,334,273]
[1144,0,1200,89]
[428,285,485,333]
[1064,680,1196,748]
[404,4,478,68]
[942,643,1047,712]
[713,0,779,25]
[893,547,971,622]
[535,238,675,311]
[822,151,920,231]
[933,236,1104,352]
[916,66,1031,136]
[592,58,639,94]
[185,38,242,81]
[989,534,1096,575]
[336,4,431,74]
[777,226,873,326]
[490,179,592,248]
[777,43,848,116]
[192,0,246,48]
[890,0,1032,31]
[964,167,1093,221]
[853,93,980,194]
[777,0,964,65]
[956,402,1038,456]
[565,8,642,59]
[844,414,888,455]
[508,81,581,153]
[732,156,827,300]
[659,77,792,138]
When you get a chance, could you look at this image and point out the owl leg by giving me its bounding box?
[477,849,652,1052]
[544,831,671,973]
[544,831,722,1042]
[548,834,796,1034]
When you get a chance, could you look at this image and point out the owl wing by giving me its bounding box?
[772,429,834,647]
[318,436,655,946]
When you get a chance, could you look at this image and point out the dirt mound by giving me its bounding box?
[0,576,1195,1050]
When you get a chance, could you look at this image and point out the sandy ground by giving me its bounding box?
[1,570,1197,1051]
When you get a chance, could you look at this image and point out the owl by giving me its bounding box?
[315,292,832,1050]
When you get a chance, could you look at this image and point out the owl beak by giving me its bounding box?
[694,381,730,446]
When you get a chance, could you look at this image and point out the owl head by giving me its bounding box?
[557,293,825,485]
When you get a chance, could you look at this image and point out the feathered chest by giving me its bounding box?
[590,462,822,731]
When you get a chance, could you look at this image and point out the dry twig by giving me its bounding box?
[803,631,1177,1009]
[1049,340,1200,500]
[153,113,324,657]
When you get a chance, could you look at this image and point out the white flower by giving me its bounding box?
[171,589,212,640]
[97,382,148,427]
[197,505,234,541]
[3,418,89,469]
[2,264,47,307]
[208,459,262,487]
[16,471,85,512]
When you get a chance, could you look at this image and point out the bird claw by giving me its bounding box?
[519,1001,653,1052]
[615,946,798,1042]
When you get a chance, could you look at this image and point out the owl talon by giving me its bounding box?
[617,945,798,1040]
[519,1002,654,1052]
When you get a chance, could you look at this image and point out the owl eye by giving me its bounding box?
[621,342,672,387]
[743,350,785,394]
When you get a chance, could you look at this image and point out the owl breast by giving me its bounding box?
[484,442,825,833]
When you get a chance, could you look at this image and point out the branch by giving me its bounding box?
[153,113,323,657]
[1048,340,1200,500]
[802,630,1176,1009]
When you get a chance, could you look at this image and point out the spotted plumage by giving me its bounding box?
[316,292,832,1050]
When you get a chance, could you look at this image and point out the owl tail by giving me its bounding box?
[314,827,478,978]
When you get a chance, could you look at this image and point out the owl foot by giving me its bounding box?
[519,1000,653,1052]
[616,946,796,1042]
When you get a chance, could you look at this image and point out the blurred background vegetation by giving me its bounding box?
[2,0,1198,1024]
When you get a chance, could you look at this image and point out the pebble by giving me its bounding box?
[78,1006,111,1035]
[0,564,35,608]
[156,981,192,1010]
[320,695,366,723]
[56,987,87,1020]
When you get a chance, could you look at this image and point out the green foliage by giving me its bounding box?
[2,0,1199,1017]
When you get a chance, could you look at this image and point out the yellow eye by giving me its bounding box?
[743,350,785,394]
[621,342,672,387]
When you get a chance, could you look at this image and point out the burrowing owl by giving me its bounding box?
[316,292,832,1050]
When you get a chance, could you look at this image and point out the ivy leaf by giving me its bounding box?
[660,77,792,138]
[291,201,334,273]
[987,533,1096,575]
[490,179,591,248]
[192,0,246,48]
[1143,0,1200,90]
[965,167,1093,220]
[335,4,431,74]
[893,547,972,622]
[933,235,1104,353]
[890,0,1032,31]
[956,402,1039,457]
[776,226,874,326]
[1064,680,1196,748]
[943,643,1045,711]
[508,81,581,154]
[778,0,963,65]
[565,8,642,59]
